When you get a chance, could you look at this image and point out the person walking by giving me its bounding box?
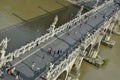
[16,71,20,80]
[57,50,60,55]
[54,50,56,54]
[48,47,53,54]
[10,67,15,75]
[31,62,36,71]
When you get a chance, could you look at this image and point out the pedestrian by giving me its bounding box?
[35,67,40,74]
[54,50,56,54]
[95,14,97,18]
[41,55,44,59]
[75,31,77,35]
[66,54,68,58]
[0,71,5,78]
[31,62,36,71]
[48,47,53,54]
[6,62,11,74]
[59,50,63,56]
[36,43,39,46]
[57,50,60,55]
[67,32,70,35]
[10,67,15,75]
[103,15,105,18]
[0,70,2,77]
[16,71,20,80]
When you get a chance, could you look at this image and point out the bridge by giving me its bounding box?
[0,0,120,80]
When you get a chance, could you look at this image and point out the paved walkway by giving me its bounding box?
[1,1,120,80]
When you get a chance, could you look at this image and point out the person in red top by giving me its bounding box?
[10,67,15,75]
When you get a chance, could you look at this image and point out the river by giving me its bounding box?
[79,34,120,80]
[0,0,81,54]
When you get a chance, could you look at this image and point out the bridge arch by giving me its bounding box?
[56,70,68,80]
[70,56,83,77]
[85,44,92,57]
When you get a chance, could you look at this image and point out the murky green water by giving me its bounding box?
[79,34,120,80]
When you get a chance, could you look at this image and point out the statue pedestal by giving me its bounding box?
[0,50,5,59]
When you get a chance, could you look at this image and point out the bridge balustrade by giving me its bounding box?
[33,1,120,79]
[35,39,81,80]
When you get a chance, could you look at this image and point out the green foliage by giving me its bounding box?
[103,59,109,66]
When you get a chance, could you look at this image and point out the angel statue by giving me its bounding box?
[0,37,10,58]
[47,15,58,35]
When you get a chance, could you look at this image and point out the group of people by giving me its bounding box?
[0,62,20,80]
[48,47,63,57]
[31,62,40,74]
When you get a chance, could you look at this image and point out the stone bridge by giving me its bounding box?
[0,0,120,80]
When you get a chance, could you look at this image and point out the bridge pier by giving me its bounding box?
[66,51,84,80]
[83,29,104,67]
[113,10,120,35]
[56,70,68,80]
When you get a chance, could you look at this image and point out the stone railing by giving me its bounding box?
[81,4,120,49]
[45,43,81,80]
[80,17,112,49]
[0,0,114,68]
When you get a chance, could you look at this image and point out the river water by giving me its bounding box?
[79,34,120,80]
[0,0,120,80]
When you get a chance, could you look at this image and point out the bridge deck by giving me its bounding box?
[1,1,119,80]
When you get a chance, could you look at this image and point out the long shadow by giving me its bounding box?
[21,61,33,72]
[40,48,48,54]
[38,6,53,15]
[55,1,67,7]
[35,53,43,59]
[12,13,27,22]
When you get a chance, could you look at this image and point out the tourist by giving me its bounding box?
[59,50,63,55]
[75,31,77,35]
[0,70,5,78]
[95,15,97,18]
[35,67,40,74]
[48,47,53,54]
[36,43,39,46]
[57,50,60,55]
[16,71,20,80]
[5,62,11,74]
[66,53,68,58]
[54,50,56,54]
[0,70,2,77]
[67,32,70,35]
[10,67,15,75]
[103,15,105,18]
[31,62,36,71]
[41,55,44,59]
[1,71,6,78]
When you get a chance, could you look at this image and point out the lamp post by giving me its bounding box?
[0,37,10,59]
